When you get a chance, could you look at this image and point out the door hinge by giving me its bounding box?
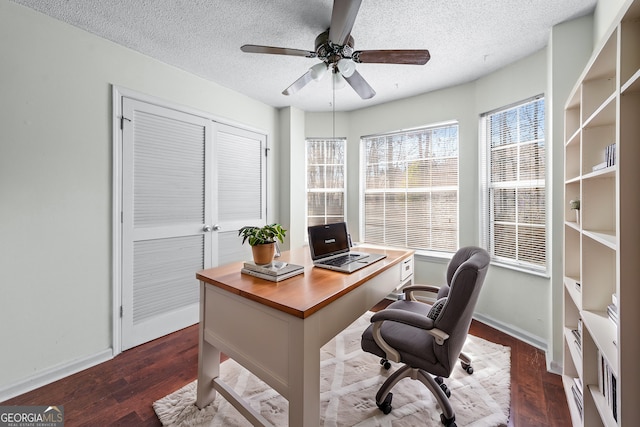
[120,306,124,318]
[264,147,270,157]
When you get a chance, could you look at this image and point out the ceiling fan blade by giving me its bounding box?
[241,44,316,58]
[328,0,362,46]
[344,70,376,99]
[354,49,431,65]
[282,70,315,96]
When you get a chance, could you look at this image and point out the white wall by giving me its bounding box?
[0,0,278,396]
[595,0,628,43]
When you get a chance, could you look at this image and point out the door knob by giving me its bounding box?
[203,225,213,232]
[212,224,222,231]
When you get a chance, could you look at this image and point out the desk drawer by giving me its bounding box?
[400,256,414,282]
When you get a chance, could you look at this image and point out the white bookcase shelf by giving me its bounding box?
[563,0,640,424]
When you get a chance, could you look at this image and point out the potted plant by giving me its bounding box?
[238,223,287,265]
[569,199,580,224]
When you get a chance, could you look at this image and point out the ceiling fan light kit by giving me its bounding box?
[240,0,430,100]
[310,62,329,81]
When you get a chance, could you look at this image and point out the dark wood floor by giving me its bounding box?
[3,302,571,426]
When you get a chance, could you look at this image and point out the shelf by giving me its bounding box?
[564,276,582,309]
[565,220,580,231]
[563,375,584,426]
[583,93,616,129]
[589,384,618,427]
[582,230,616,250]
[564,327,583,374]
[582,165,616,180]
[565,128,581,147]
[581,310,618,376]
[622,68,640,93]
[564,176,581,185]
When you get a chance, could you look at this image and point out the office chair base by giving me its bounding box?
[459,351,474,374]
[380,358,392,370]
[375,365,455,424]
[440,413,457,426]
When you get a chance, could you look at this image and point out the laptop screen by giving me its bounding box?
[308,222,350,260]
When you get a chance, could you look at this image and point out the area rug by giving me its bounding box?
[154,312,510,426]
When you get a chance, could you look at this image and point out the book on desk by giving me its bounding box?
[241,261,304,282]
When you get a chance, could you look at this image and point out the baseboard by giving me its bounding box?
[473,312,548,354]
[472,313,564,374]
[0,348,113,402]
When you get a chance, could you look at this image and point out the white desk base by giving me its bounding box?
[195,263,405,427]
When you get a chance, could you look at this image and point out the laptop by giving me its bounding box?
[307,222,386,273]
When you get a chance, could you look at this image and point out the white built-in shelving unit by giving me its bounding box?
[563,0,640,425]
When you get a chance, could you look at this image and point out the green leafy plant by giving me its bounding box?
[569,199,580,210]
[238,224,287,246]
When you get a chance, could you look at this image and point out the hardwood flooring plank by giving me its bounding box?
[2,306,571,426]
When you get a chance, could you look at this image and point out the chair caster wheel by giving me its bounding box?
[380,358,391,370]
[377,392,393,414]
[440,383,451,398]
[440,413,456,426]
[461,361,474,374]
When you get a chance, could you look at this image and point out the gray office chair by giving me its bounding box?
[361,246,490,427]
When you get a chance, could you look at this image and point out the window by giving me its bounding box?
[306,138,346,227]
[480,96,546,271]
[362,123,459,252]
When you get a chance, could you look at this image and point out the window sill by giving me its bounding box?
[489,260,550,279]
[413,250,550,279]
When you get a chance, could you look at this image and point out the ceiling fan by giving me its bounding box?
[240,0,431,100]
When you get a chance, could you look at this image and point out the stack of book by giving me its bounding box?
[241,261,304,282]
[592,143,617,171]
[571,318,582,350]
[599,351,618,422]
[607,293,618,327]
[571,377,583,420]
[605,143,616,167]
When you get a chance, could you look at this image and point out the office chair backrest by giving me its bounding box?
[433,246,490,375]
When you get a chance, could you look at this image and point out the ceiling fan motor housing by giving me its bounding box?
[315,29,354,65]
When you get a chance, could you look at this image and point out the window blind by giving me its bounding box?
[480,96,546,270]
[306,138,346,226]
[362,124,458,252]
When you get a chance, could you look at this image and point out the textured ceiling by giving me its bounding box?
[11,0,596,112]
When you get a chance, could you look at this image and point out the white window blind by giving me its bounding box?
[480,96,546,271]
[306,138,346,226]
[362,124,458,252]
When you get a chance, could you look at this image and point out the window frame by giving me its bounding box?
[305,137,347,229]
[359,122,459,254]
[479,95,548,275]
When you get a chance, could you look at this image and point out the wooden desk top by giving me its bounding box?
[196,246,413,319]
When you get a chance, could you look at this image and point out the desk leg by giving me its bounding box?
[196,334,220,408]
[196,284,220,409]
[288,319,321,427]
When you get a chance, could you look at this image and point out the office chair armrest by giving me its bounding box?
[371,308,434,329]
[402,284,441,302]
[370,309,451,362]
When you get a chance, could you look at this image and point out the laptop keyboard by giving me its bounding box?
[323,253,362,267]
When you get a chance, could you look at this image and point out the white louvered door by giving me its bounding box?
[214,123,267,265]
[121,98,214,350]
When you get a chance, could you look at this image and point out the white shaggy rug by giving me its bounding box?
[154,312,510,426]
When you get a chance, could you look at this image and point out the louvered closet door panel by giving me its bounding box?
[133,111,205,228]
[122,97,213,350]
[132,236,203,325]
[215,123,266,264]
